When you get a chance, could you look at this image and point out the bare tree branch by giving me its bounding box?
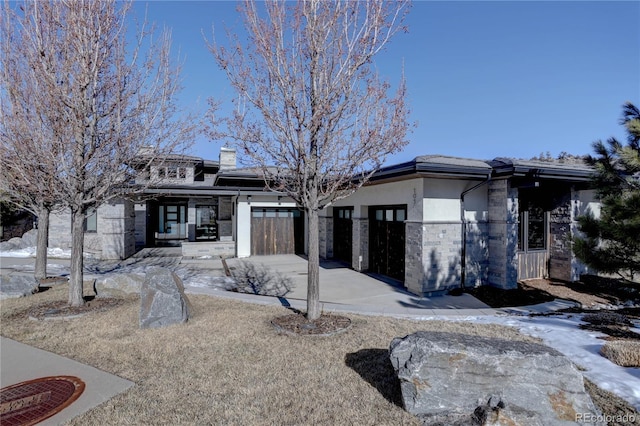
[208,0,412,319]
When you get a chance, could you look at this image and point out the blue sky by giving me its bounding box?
[133,1,640,165]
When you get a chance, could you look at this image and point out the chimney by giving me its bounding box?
[219,146,237,171]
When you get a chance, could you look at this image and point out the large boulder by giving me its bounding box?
[20,229,38,247]
[0,274,39,299]
[0,240,19,252]
[94,273,145,298]
[2,237,26,251]
[139,267,192,329]
[389,331,604,426]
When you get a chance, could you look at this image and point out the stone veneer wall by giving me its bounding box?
[548,190,572,281]
[319,216,333,259]
[100,199,136,259]
[464,221,490,287]
[487,179,518,289]
[218,196,233,241]
[405,220,488,296]
[351,218,368,272]
[422,222,463,294]
[50,200,135,259]
[404,222,424,295]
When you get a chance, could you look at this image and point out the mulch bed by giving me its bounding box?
[271,313,352,336]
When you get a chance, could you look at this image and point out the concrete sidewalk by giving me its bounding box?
[0,337,133,426]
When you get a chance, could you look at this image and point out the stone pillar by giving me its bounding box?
[548,190,572,281]
[101,199,136,260]
[351,218,368,272]
[487,180,518,289]
[404,221,424,295]
[218,196,233,241]
[318,215,333,259]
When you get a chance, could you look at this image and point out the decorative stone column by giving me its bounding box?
[351,218,368,272]
[487,179,518,289]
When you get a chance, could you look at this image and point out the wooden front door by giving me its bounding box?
[369,205,406,281]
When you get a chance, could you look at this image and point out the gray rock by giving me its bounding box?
[0,274,39,299]
[0,240,18,252]
[21,229,38,247]
[94,273,145,298]
[139,267,192,329]
[5,237,26,250]
[389,331,604,426]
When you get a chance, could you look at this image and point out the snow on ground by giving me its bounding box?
[0,246,93,259]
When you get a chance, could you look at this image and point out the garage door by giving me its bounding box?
[333,207,353,264]
[369,205,406,281]
[251,208,304,255]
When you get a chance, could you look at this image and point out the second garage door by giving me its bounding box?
[369,205,406,281]
[251,208,304,255]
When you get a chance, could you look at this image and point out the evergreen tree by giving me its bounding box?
[574,102,640,281]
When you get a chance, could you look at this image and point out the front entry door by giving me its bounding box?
[157,204,187,242]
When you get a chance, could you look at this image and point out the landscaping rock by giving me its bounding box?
[139,267,192,329]
[94,273,145,298]
[0,274,39,299]
[21,229,38,247]
[389,331,604,426]
[0,240,18,252]
[4,237,26,250]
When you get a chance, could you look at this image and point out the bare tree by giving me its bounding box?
[209,0,411,319]
[1,0,197,306]
[1,7,66,280]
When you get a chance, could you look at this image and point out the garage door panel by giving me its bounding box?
[251,208,303,255]
[369,205,406,281]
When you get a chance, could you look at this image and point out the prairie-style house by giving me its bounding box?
[48,148,598,296]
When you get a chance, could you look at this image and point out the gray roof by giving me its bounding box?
[490,157,593,181]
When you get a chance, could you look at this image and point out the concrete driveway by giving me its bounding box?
[224,254,495,316]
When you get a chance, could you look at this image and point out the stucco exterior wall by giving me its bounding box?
[571,188,600,280]
[236,195,298,258]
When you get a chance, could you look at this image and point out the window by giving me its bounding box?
[518,190,547,251]
[335,207,353,220]
[156,165,188,180]
[84,208,97,233]
[196,205,217,240]
[372,206,407,222]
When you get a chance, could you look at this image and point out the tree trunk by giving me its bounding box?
[306,207,321,320]
[34,206,49,281]
[69,209,85,306]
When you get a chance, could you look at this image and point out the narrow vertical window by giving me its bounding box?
[84,208,97,233]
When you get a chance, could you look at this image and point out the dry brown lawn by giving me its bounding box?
[0,284,637,425]
[600,340,640,368]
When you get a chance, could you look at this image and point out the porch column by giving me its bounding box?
[351,217,368,272]
[487,179,518,289]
